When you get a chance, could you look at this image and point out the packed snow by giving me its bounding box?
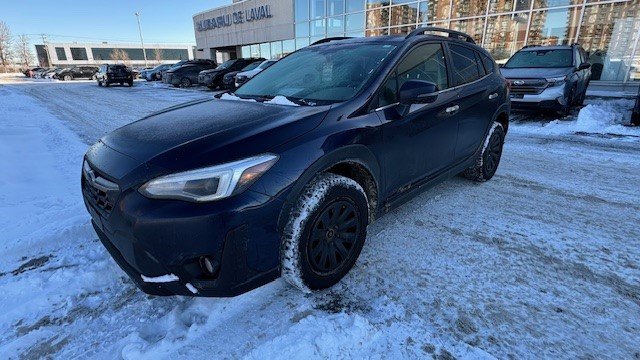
[0,78,639,359]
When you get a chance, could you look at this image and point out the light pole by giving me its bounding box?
[135,12,148,67]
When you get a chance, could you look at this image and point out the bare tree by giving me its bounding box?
[0,21,13,72]
[109,48,131,67]
[15,34,34,67]
[153,48,163,65]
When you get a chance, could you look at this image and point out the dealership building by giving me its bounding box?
[34,42,195,68]
[194,0,640,83]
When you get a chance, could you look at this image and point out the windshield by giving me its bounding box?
[241,62,261,71]
[259,60,276,70]
[217,59,237,69]
[234,43,397,104]
[504,49,573,68]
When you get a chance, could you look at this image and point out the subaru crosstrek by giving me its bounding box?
[82,28,510,297]
[501,44,591,115]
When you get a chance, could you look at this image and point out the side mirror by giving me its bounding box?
[398,80,439,105]
[578,62,591,71]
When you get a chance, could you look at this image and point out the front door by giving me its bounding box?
[375,42,458,195]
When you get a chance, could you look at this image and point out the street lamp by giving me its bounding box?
[135,12,148,67]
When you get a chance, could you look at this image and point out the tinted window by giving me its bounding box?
[55,47,67,61]
[449,44,481,86]
[481,53,495,74]
[378,43,448,107]
[236,43,397,104]
[70,47,88,61]
[504,49,573,68]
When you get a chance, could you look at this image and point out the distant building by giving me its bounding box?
[34,42,196,68]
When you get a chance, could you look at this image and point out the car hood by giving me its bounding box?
[500,67,573,79]
[90,98,330,185]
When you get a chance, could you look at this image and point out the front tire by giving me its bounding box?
[63,74,72,81]
[281,173,369,292]
[180,78,191,88]
[463,122,505,182]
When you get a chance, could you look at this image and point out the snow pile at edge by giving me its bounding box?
[265,95,300,107]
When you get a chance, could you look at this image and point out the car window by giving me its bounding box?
[475,51,486,77]
[504,49,573,68]
[235,43,397,104]
[449,44,481,86]
[481,53,495,74]
[378,43,448,107]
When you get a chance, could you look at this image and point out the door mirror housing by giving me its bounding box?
[398,80,439,105]
[577,62,591,71]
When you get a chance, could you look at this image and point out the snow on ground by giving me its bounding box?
[0,81,639,359]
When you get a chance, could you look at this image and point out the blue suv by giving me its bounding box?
[82,28,510,297]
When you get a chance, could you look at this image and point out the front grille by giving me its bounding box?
[508,79,548,95]
[82,162,120,215]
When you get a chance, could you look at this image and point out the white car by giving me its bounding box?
[234,59,277,88]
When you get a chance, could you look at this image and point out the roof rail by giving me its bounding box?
[406,27,475,44]
[311,37,353,46]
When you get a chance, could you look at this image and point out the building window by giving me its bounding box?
[527,7,581,47]
[70,47,88,61]
[327,16,345,34]
[311,0,326,19]
[283,39,296,55]
[296,37,310,49]
[367,7,390,29]
[422,0,451,21]
[328,0,345,16]
[347,0,365,12]
[390,3,419,27]
[260,43,272,59]
[271,41,283,58]
[367,0,390,9]
[450,17,485,44]
[534,0,581,8]
[295,0,310,21]
[296,22,310,37]
[55,47,67,61]
[579,2,640,81]
[451,0,487,19]
[311,19,327,36]
[250,44,260,58]
[483,13,529,63]
[346,12,366,31]
[241,46,251,58]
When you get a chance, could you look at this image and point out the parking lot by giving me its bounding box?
[0,78,639,359]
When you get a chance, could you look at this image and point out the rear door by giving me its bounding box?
[447,43,496,161]
[375,42,459,193]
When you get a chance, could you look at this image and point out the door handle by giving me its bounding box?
[445,105,459,114]
[489,93,498,100]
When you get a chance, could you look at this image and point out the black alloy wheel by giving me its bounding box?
[307,198,361,276]
[482,129,504,178]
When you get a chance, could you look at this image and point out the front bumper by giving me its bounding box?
[198,74,215,87]
[82,167,285,297]
[510,84,567,111]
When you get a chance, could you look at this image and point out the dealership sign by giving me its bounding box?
[197,5,273,31]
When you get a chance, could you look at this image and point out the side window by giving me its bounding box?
[474,51,486,77]
[449,44,481,86]
[377,43,448,107]
[481,54,495,74]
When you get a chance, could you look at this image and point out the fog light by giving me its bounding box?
[199,256,220,277]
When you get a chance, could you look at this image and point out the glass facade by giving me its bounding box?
[239,0,640,82]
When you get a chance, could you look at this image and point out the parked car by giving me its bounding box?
[166,63,216,87]
[81,28,509,297]
[32,68,49,79]
[136,67,154,79]
[198,58,265,89]
[162,60,216,84]
[55,66,99,81]
[235,59,277,88]
[145,64,174,81]
[501,44,591,116]
[632,87,640,126]
[95,64,134,87]
[43,68,61,79]
[23,67,43,77]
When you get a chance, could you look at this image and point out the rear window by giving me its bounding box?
[481,54,495,74]
[449,44,481,86]
[504,49,573,68]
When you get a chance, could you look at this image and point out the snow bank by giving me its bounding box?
[513,98,639,138]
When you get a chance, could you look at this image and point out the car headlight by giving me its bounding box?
[546,76,567,87]
[139,154,278,202]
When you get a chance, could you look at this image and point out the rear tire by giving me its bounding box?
[462,122,505,182]
[281,173,369,292]
[180,78,191,88]
[63,74,72,81]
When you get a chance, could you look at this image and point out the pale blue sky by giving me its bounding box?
[2,0,229,45]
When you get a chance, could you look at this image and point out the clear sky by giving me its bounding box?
[2,0,229,45]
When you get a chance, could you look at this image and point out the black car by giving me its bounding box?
[145,64,174,81]
[501,44,591,115]
[632,87,640,126]
[55,65,99,81]
[162,60,216,85]
[96,64,134,87]
[82,28,509,297]
[198,58,265,89]
[165,63,216,87]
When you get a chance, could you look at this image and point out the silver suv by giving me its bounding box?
[501,44,591,116]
